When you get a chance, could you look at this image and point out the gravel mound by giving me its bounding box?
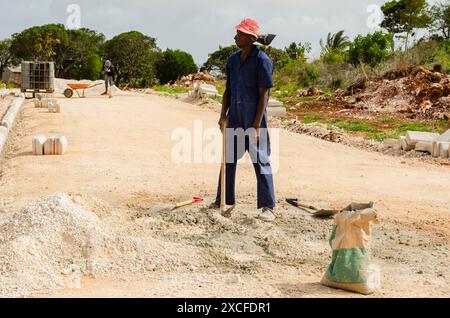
[0,193,201,297]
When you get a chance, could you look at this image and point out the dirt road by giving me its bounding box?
[0,92,449,297]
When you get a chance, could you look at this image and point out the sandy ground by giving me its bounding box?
[0,91,449,298]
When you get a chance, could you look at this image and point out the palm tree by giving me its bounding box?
[320,30,351,53]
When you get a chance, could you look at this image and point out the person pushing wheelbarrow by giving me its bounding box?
[210,19,277,222]
[101,60,117,97]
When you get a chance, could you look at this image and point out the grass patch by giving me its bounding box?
[365,119,448,141]
[300,111,325,124]
[334,120,380,133]
[294,110,448,142]
[152,85,189,94]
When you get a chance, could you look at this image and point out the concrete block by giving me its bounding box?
[383,139,398,148]
[415,141,432,153]
[1,96,24,130]
[32,135,47,156]
[438,142,450,159]
[193,83,218,98]
[0,126,8,153]
[268,98,283,108]
[405,131,439,146]
[48,100,60,113]
[33,99,43,108]
[1,111,15,130]
[44,137,56,156]
[432,141,440,157]
[436,129,450,142]
[267,106,286,117]
[393,137,404,151]
[55,136,68,155]
[401,138,414,151]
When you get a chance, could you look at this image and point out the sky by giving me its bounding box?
[0,0,443,65]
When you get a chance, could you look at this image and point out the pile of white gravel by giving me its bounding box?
[0,193,203,298]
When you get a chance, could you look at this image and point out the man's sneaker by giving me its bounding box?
[208,201,220,210]
[101,92,108,96]
[259,208,275,222]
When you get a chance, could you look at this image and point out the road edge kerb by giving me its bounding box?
[0,94,25,155]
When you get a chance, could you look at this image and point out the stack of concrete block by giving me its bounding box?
[32,135,68,156]
[191,83,219,98]
[405,131,440,152]
[34,97,60,110]
[384,130,450,159]
[267,98,286,117]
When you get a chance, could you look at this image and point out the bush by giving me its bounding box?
[348,31,393,67]
[321,49,347,64]
[436,39,450,73]
[274,58,320,89]
[156,49,198,85]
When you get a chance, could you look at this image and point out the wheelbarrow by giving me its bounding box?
[63,83,103,98]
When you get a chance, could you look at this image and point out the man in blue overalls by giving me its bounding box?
[211,18,276,222]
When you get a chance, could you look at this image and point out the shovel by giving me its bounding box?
[257,34,277,46]
[148,197,204,214]
[220,121,236,218]
[286,198,340,218]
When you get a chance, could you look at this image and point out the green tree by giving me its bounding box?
[0,39,18,76]
[381,0,431,50]
[430,2,450,39]
[10,24,105,79]
[62,28,105,80]
[203,44,292,76]
[104,31,160,87]
[320,30,351,52]
[260,46,292,70]
[347,31,394,67]
[203,45,238,74]
[319,31,351,65]
[284,42,311,60]
[10,24,67,75]
[156,49,198,84]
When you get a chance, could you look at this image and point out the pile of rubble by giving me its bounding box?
[383,130,450,159]
[336,66,450,120]
[300,86,325,97]
[174,71,216,87]
[281,86,326,104]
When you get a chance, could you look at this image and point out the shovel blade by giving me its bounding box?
[312,209,339,218]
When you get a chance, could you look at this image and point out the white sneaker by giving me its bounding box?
[259,208,275,222]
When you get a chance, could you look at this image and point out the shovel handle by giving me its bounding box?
[220,121,227,212]
[174,197,204,209]
[175,200,194,208]
[297,202,318,210]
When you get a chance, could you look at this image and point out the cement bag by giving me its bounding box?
[321,203,380,295]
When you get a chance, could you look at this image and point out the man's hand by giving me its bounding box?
[251,121,261,143]
[218,116,228,131]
